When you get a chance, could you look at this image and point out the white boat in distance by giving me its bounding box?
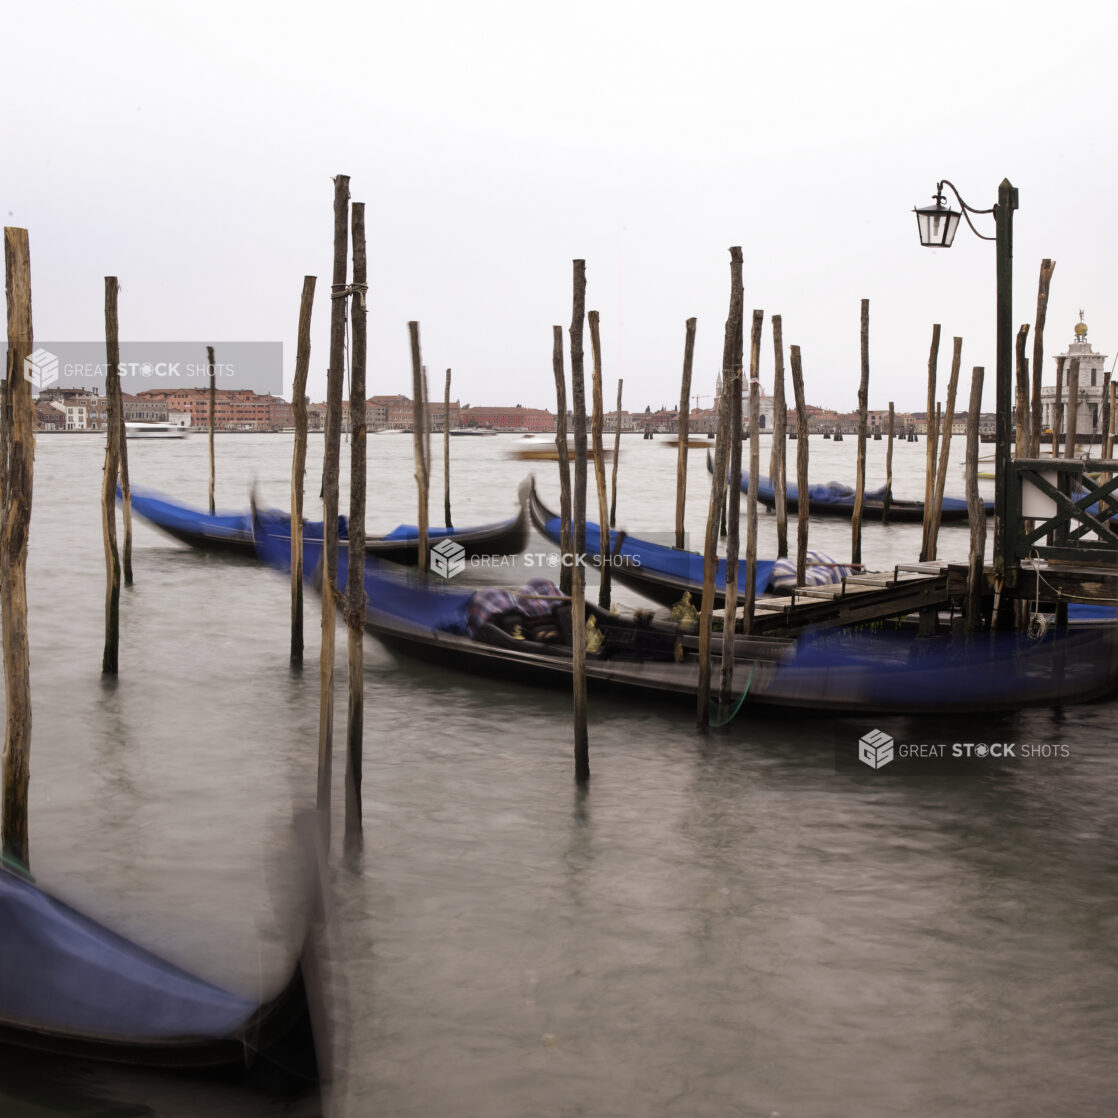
[125,422,188,440]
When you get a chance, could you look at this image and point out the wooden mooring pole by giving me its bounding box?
[965,367,986,631]
[208,345,216,516]
[698,247,742,731]
[1107,380,1116,461]
[1029,259,1056,457]
[718,357,743,709]
[345,203,368,841]
[588,311,611,608]
[675,318,697,550]
[569,260,589,784]
[770,314,788,559]
[920,324,941,562]
[852,299,869,567]
[789,345,810,584]
[408,325,430,573]
[609,378,622,528]
[1066,356,1080,459]
[2,227,34,868]
[101,278,122,677]
[883,402,895,524]
[551,325,573,596]
[443,369,453,528]
[318,173,350,831]
[927,337,962,561]
[290,276,316,667]
[743,310,762,635]
[1053,356,1065,458]
[115,312,132,587]
[1015,324,1030,455]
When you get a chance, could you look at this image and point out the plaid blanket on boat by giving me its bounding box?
[466,579,564,635]
[769,550,857,591]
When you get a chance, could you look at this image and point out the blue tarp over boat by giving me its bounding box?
[253,510,476,633]
[707,453,995,523]
[0,867,256,1042]
[124,486,528,562]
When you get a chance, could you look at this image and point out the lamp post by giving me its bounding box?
[914,178,1019,580]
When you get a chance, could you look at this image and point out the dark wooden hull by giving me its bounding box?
[364,605,1118,714]
[0,962,317,1088]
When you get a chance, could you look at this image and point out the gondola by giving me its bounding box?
[0,865,318,1090]
[252,511,1118,713]
[526,477,776,609]
[526,477,853,610]
[708,451,995,523]
[125,485,529,563]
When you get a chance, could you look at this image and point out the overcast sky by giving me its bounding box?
[5,0,1117,413]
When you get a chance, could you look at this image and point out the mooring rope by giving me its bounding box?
[709,661,757,728]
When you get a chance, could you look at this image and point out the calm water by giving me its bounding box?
[3,431,1117,1117]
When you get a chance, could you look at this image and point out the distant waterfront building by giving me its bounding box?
[120,392,169,423]
[34,401,65,431]
[1040,313,1109,438]
[137,387,290,431]
[460,405,553,431]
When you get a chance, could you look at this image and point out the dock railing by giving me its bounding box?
[1007,458,1118,565]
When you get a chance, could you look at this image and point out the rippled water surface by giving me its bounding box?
[4,431,1117,1117]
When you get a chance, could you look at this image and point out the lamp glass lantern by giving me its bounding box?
[914,195,961,247]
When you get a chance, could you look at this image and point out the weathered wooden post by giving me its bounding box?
[770,314,788,559]
[344,202,368,841]
[675,318,697,549]
[408,324,430,574]
[318,173,350,830]
[920,324,941,562]
[208,345,216,516]
[965,367,986,631]
[1053,356,1066,458]
[1014,324,1030,455]
[551,325,573,595]
[102,278,123,676]
[2,227,34,868]
[1107,381,1116,461]
[609,378,622,528]
[1029,259,1056,457]
[852,299,869,566]
[790,345,810,584]
[588,311,611,608]
[112,301,133,587]
[927,337,962,560]
[1066,356,1080,459]
[883,402,895,524]
[443,369,452,528]
[698,247,742,731]
[569,260,589,784]
[1099,371,1111,459]
[743,310,762,634]
[290,276,316,667]
[719,360,743,709]
[700,368,733,731]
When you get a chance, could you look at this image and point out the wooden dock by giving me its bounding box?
[723,558,1118,638]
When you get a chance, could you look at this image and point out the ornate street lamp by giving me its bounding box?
[913,187,961,248]
[913,178,1019,580]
